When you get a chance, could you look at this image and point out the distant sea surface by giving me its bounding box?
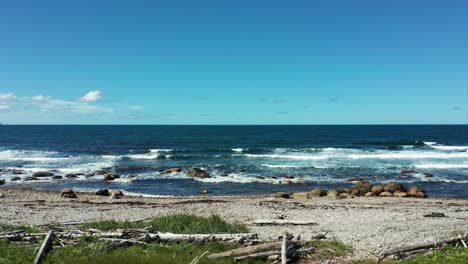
[0,125,467,197]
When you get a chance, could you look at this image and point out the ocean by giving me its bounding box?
[0,125,467,197]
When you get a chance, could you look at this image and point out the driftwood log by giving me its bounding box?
[208,241,282,259]
[379,235,468,261]
[33,230,53,264]
[247,220,318,226]
[281,232,288,264]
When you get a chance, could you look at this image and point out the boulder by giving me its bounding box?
[274,192,290,199]
[24,177,39,181]
[401,170,418,174]
[103,174,120,181]
[32,171,54,177]
[424,173,433,178]
[344,188,353,194]
[347,177,364,182]
[10,176,21,181]
[339,193,353,199]
[291,192,308,199]
[0,179,5,185]
[110,190,124,199]
[61,188,77,198]
[51,175,62,180]
[383,182,405,193]
[95,189,110,196]
[65,174,78,179]
[393,191,408,198]
[371,185,384,195]
[308,188,327,198]
[161,168,182,174]
[187,168,211,178]
[327,190,340,200]
[407,187,427,198]
[364,192,374,197]
[12,170,24,175]
[355,181,372,192]
[379,191,393,197]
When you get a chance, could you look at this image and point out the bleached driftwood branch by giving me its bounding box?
[247,220,318,226]
[33,230,53,264]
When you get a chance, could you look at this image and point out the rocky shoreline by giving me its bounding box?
[1,185,467,258]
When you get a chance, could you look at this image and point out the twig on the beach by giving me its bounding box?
[33,230,54,264]
[379,235,468,262]
[189,250,209,264]
[281,232,288,264]
[458,235,467,248]
[247,220,318,226]
[423,212,446,218]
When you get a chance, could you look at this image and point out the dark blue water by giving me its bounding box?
[0,125,467,197]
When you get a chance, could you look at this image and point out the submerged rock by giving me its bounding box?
[347,177,364,182]
[10,176,21,181]
[65,174,78,179]
[161,168,182,174]
[187,168,211,178]
[103,174,120,181]
[51,175,62,180]
[0,179,5,185]
[32,171,54,177]
[401,170,418,174]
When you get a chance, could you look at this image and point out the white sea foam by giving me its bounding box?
[261,164,303,168]
[149,149,173,153]
[348,151,468,159]
[244,154,328,160]
[127,153,160,159]
[429,145,468,151]
[231,148,246,152]
[414,163,468,169]
[424,142,437,146]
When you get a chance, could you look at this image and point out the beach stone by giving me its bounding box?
[371,185,384,195]
[65,174,78,178]
[187,168,211,178]
[351,189,360,196]
[364,192,374,197]
[285,175,295,179]
[24,177,39,181]
[339,193,353,199]
[327,190,340,200]
[10,176,21,181]
[268,255,279,261]
[383,182,405,193]
[274,192,290,199]
[401,170,418,174]
[344,188,353,194]
[308,188,327,198]
[0,193,4,198]
[110,190,124,199]
[379,191,393,197]
[95,189,110,196]
[61,188,77,198]
[355,181,372,196]
[424,173,434,178]
[291,192,308,199]
[33,171,54,177]
[407,187,427,198]
[0,179,5,185]
[393,191,408,198]
[161,168,182,174]
[51,175,62,180]
[347,177,364,182]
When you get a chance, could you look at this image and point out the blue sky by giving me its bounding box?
[0,0,467,124]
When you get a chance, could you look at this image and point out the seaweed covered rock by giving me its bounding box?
[187,168,211,178]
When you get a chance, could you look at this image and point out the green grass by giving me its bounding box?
[397,245,468,264]
[0,241,36,264]
[81,214,249,234]
[0,223,40,233]
[308,239,352,256]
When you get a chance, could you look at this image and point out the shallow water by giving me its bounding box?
[0,125,467,197]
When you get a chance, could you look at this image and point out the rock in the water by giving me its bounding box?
[256,176,265,180]
[291,192,308,199]
[65,174,78,178]
[383,182,405,193]
[187,168,211,178]
[161,168,182,174]
[33,171,54,177]
[103,173,120,181]
[10,177,21,181]
[61,188,77,198]
[51,175,62,180]
[424,173,433,178]
[95,189,110,196]
[285,175,295,179]
[24,177,39,181]
[401,170,418,174]
[308,188,327,198]
[379,191,393,197]
[393,191,408,198]
[407,187,427,198]
[347,177,364,182]
[274,192,290,199]
[0,179,5,185]
[371,185,383,195]
[12,170,24,175]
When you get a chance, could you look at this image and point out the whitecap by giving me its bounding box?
[231,148,245,152]
[414,163,468,169]
[149,149,173,153]
[429,145,468,151]
[243,154,328,160]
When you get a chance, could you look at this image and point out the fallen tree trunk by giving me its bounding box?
[379,235,468,261]
[208,241,282,259]
[33,230,53,264]
[281,232,288,264]
[233,247,317,262]
[247,220,318,226]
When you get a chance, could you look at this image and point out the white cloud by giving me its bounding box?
[129,105,143,110]
[0,93,17,110]
[32,95,52,102]
[79,90,102,102]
